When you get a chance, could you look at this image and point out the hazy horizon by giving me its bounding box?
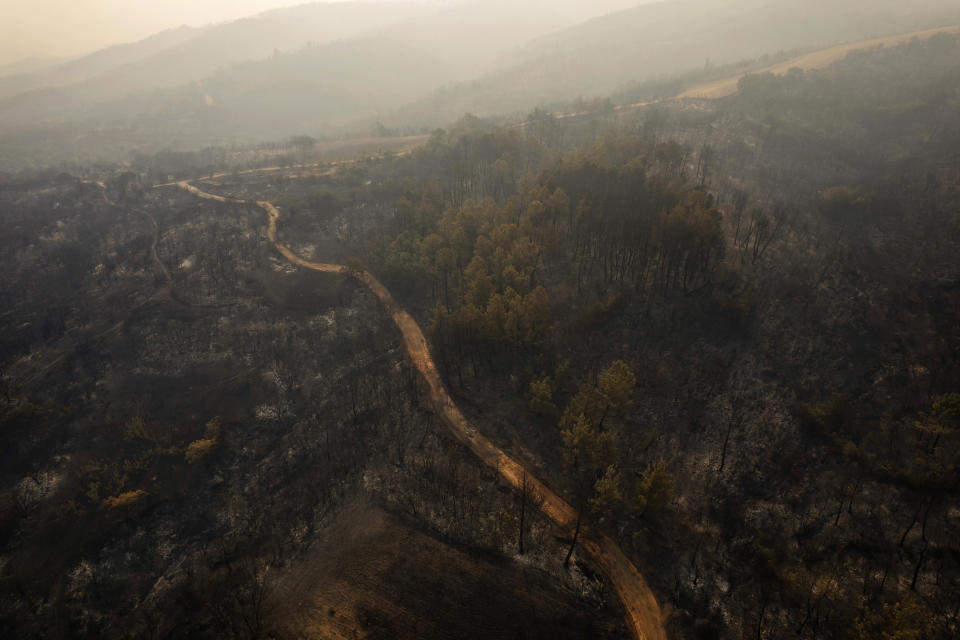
[0,0,436,65]
[0,0,663,68]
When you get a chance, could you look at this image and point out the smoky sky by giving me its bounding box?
[0,0,662,66]
[0,0,421,64]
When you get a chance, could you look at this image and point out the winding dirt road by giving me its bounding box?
[120,26,960,636]
[169,179,667,640]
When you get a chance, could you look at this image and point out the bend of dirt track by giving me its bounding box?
[168,179,667,640]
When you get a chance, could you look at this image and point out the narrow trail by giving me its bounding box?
[141,209,172,293]
[17,182,141,388]
[156,148,417,188]
[85,179,173,299]
[97,180,242,309]
[167,179,667,640]
[19,181,240,389]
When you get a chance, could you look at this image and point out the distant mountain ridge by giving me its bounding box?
[385,0,960,126]
[2,0,960,170]
[0,56,71,80]
[0,26,203,101]
[0,2,423,107]
[0,0,653,136]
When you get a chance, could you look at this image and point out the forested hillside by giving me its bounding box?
[341,34,960,638]
[1,12,959,640]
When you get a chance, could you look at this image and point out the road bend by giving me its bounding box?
[168,179,667,640]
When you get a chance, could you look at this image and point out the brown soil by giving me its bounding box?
[271,502,628,640]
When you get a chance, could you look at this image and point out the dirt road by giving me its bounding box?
[151,26,960,637]
[168,178,667,640]
[156,138,424,187]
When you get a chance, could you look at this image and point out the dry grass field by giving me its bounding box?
[680,24,960,99]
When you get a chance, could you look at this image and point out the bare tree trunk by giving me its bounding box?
[718,395,743,475]
[718,419,734,475]
[755,596,767,640]
[564,513,581,568]
[910,541,928,592]
[900,503,922,547]
[518,474,527,555]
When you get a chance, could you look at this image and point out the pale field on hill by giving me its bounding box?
[680,24,960,99]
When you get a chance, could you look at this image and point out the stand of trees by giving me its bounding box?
[349,37,960,637]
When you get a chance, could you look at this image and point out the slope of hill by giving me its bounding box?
[0,2,424,121]
[347,34,960,638]
[0,0,658,136]
[386,0,960,126]
[372,0,661,77]
[0,56,70,80]
[128,36,460,139]
[0,26,204,101]
[0,0,661,167]
[5,0,960,171]
[678,24,960,99]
